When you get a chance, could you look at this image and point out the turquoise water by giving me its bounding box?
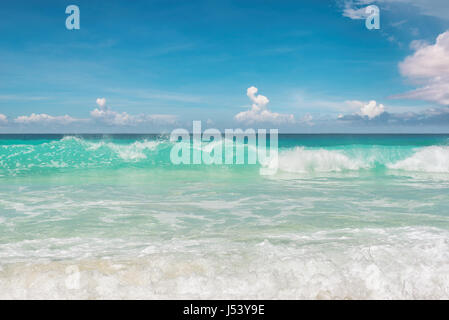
[1,134,449,299]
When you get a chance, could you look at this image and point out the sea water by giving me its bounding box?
[0,134,449,299]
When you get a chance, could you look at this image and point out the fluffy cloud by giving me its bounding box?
[91,98,177,126]
[96,98,107,109]
[393,31,449,105]
[14,113,84,125]
[400,31,449,79]
[235,87,295,124]
[359,100,385,118]
[340,100,386,119]
[247,86,270,110]
[0,114,7,124]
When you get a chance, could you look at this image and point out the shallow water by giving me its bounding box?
[1,134,449,299]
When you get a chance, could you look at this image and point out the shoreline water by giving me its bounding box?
[1,135,449,299]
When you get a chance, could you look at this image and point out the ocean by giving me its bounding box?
[0,134,449,299]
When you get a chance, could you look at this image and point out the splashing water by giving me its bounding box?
[1,134,449,299]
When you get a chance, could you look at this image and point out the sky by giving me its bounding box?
[1,0,449,133]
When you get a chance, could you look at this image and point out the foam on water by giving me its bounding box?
[2,135,449,299]
[265,145,449,175]
[87,139,161,161]
[0,136,168,175]
[274,147,366,173]
[0,227,448,299]
[387,146,449,173]
[2,135,449,175]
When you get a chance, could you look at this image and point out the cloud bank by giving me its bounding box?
[90,98,177,126]
[339,104,449,126]
[6,98,177,128]
[14,113,85,125]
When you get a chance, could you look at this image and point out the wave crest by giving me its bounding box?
[273,145,449,174]
[276,147,366,173]
[387,146,449,173]
[0,136,169,174]
[3,137,449,175]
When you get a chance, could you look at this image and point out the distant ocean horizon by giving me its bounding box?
[1,134,449,299]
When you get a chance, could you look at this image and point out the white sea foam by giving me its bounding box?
[2,138,449,299]
[4,137,449,174]
[108,140,161,161]
[262,146,449,175]
[273,147,366,173]
[388,146,449,173]
[0,227,448,299]
[67,137,162,161]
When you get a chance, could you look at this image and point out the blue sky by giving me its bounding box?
[1,0,449,133]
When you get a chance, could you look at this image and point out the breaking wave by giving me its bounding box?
[387,146,449,173]
[0,136,170,174]
[275,147,366,173]
[2,136,449,175]
[274,146,449,174]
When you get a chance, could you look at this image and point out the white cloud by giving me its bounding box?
[340,100,385,119]
[246,86,270,111]
[0,114,7,124]
[235,87,295,124]
[96,97,107,109]
[90,108,135,126]
[400,31,449,79]
[5,97,177,128]
[394,83,449,105]
[338,106,449,126]
[91,98,177,126]
[394,31,449,105]
[92,97,135,126]
[341,0,449,21]
[341,1,380,20]
[359,100,385,118]
[14,113,84,125]
[343,4,369,20]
